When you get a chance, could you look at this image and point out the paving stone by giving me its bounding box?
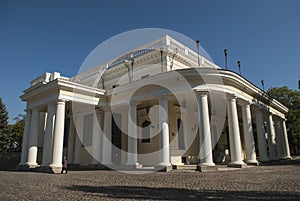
[0,157,300,200]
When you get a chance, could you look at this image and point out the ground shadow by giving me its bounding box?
[259,157,300,167]
[63,185,300,200]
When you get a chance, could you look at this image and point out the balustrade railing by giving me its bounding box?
[69,35,218,86]
[30,72,67,86]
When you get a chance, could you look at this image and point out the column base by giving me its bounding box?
[155,164,172,172]
[227,161,247,168]
[246,160,259,166]
[25,163,40,170]
[49,164,62,174]
[280,156,292,160]
[197,163,217,172]
[49,166,62,174]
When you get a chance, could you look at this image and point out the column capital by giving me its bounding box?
[238,99,252,107]
[195,90,209,96]
[262,109,275,119]
[226,93,237,101]
[266,110,274,115]
[57,99,66,104]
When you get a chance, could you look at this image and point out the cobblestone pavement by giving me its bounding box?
[1,158,300,201]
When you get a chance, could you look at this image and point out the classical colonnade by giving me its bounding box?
[19,100,66,173]
[18,91,291,173]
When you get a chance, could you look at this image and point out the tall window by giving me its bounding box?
[177,119,185,150]
[83,114,93,146]
[142,120,151,143]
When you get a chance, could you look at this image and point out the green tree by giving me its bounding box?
[267,86,300,154]
[0,97,9,152]
[8,114,25,151]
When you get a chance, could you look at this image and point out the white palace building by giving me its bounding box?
[18,35,291,173]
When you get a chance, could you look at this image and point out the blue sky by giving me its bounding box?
[0,0,299,123]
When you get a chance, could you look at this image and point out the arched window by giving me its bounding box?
[142,120,151,143]
[177,118,185,150]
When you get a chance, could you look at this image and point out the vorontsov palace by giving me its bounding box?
[18,35,291,173]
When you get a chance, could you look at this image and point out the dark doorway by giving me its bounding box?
[177,119,185,150]
[142,120,151,143]
[112,113,122,165]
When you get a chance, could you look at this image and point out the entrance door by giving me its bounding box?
[112,113,122,165]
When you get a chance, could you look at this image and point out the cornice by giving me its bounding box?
[21,78,105,101]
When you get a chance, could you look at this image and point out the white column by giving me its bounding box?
[266,113,278,160]
[26,108,39,166]
[227,95,245,166]
[275,117,285,159]
[19,109,31,165]
[73,114,83,164]
[158,96,171,167]
[67,115,75,163]
[198,92,215,166]
[241,103,258,164]
[281,119,291,159]
[102,108,112,165]
[49,100,66,170]
[255,109,269,161]
[91,109,102,164]
[41,104,56,166]
[127,102,139,166]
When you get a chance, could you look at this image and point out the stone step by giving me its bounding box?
[172,165,197,170]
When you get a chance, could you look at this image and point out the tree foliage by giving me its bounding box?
[8,114,25,151]
[267,86,300,154]
[0,97,25,152]
[0,97,9,152]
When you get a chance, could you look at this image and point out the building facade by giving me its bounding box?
[18,35,291,173]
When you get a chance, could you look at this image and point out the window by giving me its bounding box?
[83,114,93,146]
[177,119,185,150]
[142,120,151,143]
